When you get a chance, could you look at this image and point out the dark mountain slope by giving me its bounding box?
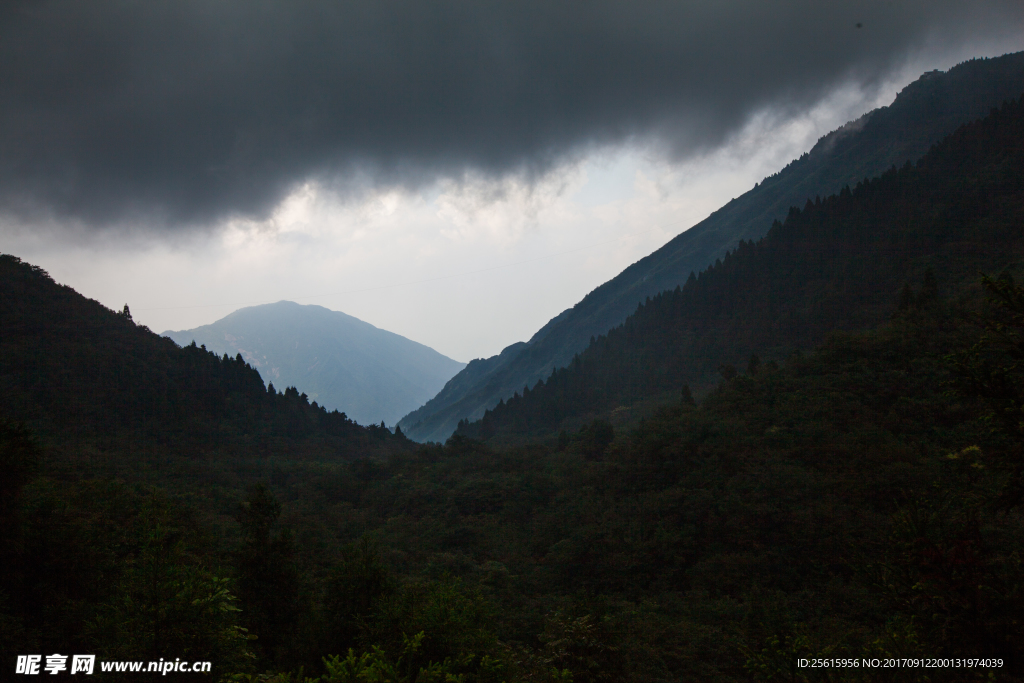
[401,51,1024,442]
[457,93,1024,441]
[0,256,400,459]
[164,302,465,426]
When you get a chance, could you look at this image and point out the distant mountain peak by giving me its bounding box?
[164,302,464,426]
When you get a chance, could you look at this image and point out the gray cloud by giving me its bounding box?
[0,0,1021,229]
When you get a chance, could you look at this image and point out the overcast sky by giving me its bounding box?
[2,1,1023,362]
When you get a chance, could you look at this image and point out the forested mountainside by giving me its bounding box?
[457,93,1024,443]
[0,255,404,460]
[401,51,1024,443]
[164,301,465,426]
[3,99,1024,682]
[6,271,1022,681]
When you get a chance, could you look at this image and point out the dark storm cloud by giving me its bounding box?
[0,0,1020,229]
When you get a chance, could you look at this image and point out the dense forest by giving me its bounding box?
[2,96,1024,683]
[4,271,1023,681]
[456,94,1024,443]
[399,52,1024,444]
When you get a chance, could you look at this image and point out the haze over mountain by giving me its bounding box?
[163,302,464,426]
[399,52,1024,443]
[456,92,1024,441]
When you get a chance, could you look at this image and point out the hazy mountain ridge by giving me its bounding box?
[0,256,402,456]
[456,93,1024,441]
[399,51,1024,442]
[164,301,465,426]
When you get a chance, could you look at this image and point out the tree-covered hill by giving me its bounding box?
[457,93,1024,442]
[400,51,1024,443]
[6,272,1022,681]
[209,286,1022,680]
[0,255,402,461]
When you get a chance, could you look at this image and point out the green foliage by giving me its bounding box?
[362,578,499,678]
[0,471,256,677]
[946,272,1024,506]
[235,632,511,683]
[322,645,406,683]
[89,556,252,668]
[319,632,492,683]
[744,632,813,682]
[84,496,254,669]
[540,612,616,682]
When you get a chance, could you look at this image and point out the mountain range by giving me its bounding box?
[457,91,1024,441]
[4,52,1024,680]
[163,301,465,426]
[399,51,1024,442]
